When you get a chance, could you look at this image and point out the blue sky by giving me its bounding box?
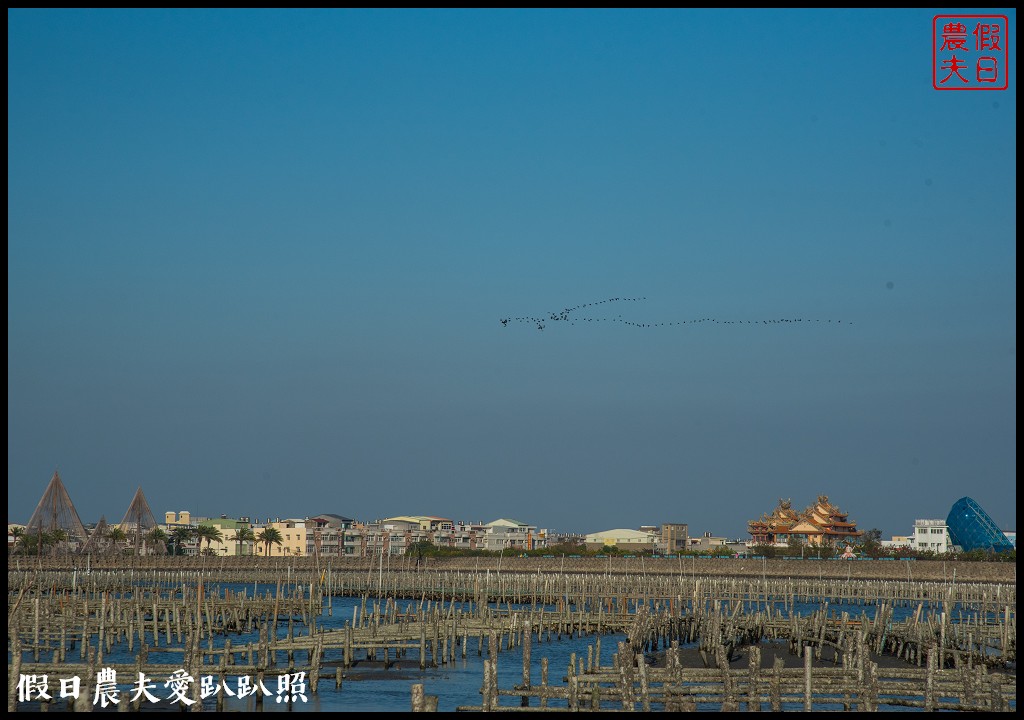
[8,9,1016,538]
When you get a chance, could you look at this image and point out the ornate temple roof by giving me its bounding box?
[747,495,860,538]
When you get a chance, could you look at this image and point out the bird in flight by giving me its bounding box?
[499,297,851,331]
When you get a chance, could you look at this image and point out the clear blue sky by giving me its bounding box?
[9,9,1016,538]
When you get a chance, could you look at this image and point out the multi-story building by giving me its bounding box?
[482,519,544,552]
[306,514,354,557]
[202,517,257,556]
[163,511,199,555]
[346,521,407,557]
[911,519,953,553]
[266,518,309,557]
[447,521,488,551]
[332,517,549,557]
[658,523,689,555]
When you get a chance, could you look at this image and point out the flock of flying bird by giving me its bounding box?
[499,297,851,331]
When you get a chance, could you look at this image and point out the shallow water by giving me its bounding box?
[11,583,1012,712]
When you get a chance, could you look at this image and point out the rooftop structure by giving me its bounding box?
[748,495,862,547]
[381,516,454,532]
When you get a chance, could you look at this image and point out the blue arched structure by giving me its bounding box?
[946,497,1014,553]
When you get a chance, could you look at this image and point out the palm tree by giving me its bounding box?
[170,526,195,556]
[104,527,127,555]
[235,527,257,556]
[196,525,224,554]
[256,528,283,557]
[17,531,47,555]
[9,526,24,554]
[147,527,168,555]
[49,528,69,554]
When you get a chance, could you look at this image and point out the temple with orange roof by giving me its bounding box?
[748,495,862,547]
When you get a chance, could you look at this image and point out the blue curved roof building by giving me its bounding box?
[946,497,1014,553]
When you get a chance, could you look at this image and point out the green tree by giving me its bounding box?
[408,541,438,558]
[9,526,24,554]
[747,542,776,559]
[785,535,806,558]
[170,526,195,556]
[236,527,257,556]
[196,525,224,554]
[49,528,69,553]
[815,541,837,560]
[18,531,48,555]
[859,528,884,559]
[257,527,283,557]
[145,527,168,555]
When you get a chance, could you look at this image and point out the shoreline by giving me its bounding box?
[10,556,1015,583]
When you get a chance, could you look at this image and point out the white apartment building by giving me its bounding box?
[482,519,544,552]
[911,519,953,553]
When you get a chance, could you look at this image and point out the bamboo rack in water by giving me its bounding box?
[8,557,1016,712]
[459,639,1015,712]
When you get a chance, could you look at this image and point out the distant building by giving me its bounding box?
[946,497,1014,553]
[748,496,862,547]
[162,511,199,556]
[200,517,256,556]
[483,519,543,551]
[381,516,454,532]
[268,519,309,557]
[658,523,689,554]
[550,532,586,547]
[307,515,353,557]
[8,523,26,552]
[314,514,354,530]
[911,519,953,553]
[688,532,746,554]
[344,521,399,557]
[1002,531,1016,548]
[881,535,913,549]
[445,521,489,551]
[378,516,455,556]
[584,528,658,552]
